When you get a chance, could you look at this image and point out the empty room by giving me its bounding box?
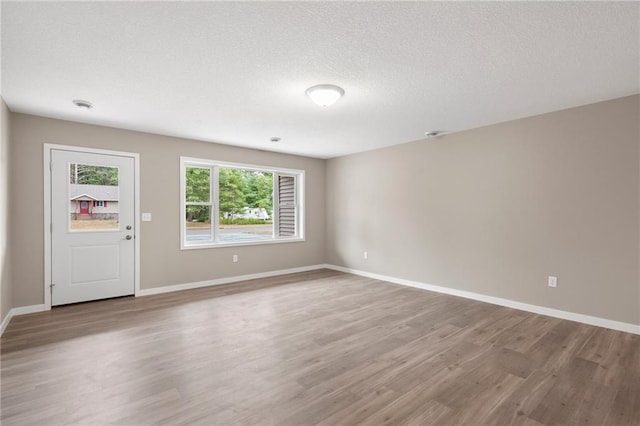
[1,1,639,425]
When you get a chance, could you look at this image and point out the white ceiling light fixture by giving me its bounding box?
[3,2,637,158]
[72,99,93,109]
[305,84,345,107]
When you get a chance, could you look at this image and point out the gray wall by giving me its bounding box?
[6,95,640,327]
[326,95,640,325]
[1,97,12,324]
[10,114,326,307]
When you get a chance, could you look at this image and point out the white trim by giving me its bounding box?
[70,194,100,201]
[44,146,52,309]
[43,144,141,307]
[137,264,325,296]
[180,237,306,250]
[181,156,304,175]
[134,152,141,297]
[0,313,9,335]
[212,165,220,243]
[3,265,322,335]
[1,305,47,336]
[179,158,187,249]
[9,265,637,336]
[10,304,47,315]
[324,264,640,335]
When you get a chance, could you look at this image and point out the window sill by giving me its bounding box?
[180,237,305,250]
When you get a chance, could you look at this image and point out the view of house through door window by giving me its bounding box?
[69,163,120,231]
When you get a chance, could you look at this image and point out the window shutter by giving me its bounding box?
[277,175,296,237]
[104,201,107,207]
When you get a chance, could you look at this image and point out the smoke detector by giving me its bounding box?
[72,99,93,109]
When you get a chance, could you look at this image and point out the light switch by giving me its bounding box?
[142,213,152,222]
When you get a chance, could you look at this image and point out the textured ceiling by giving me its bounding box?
[2,2,639,158]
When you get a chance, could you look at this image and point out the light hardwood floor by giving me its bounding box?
[1,269,639,425]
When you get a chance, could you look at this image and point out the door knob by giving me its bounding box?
[125,235,133,240]
[126,225,132,230]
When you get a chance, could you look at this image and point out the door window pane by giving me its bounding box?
[69,163,119,231]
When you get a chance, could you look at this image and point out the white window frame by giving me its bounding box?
[180,157,305,249]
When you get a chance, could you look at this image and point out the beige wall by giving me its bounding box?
[1,98,12,324]
[7,95,640,326]
[10,114,326,307]
[326,95,640,325]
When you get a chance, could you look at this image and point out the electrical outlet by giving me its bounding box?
[363,251,368,260]
[548,276,557,288]
[141,212,152,222]
[233,254,238,263]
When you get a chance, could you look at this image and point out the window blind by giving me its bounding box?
[277,175,296,237]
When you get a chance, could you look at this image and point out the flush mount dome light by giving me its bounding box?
[305,84,345,107]
[72,99,93,109]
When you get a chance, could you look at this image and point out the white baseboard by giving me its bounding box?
[137,264,327,296]
[325,264,640,335]
[0,304,47,336]
[6,266,637,336]
[0,311,10,335]
[2,266,327,335]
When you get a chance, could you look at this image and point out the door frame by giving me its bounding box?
[43,144,141,310]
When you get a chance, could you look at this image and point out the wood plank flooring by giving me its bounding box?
[1,269,639,425]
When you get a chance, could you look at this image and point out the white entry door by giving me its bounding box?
[51,149,136,305]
